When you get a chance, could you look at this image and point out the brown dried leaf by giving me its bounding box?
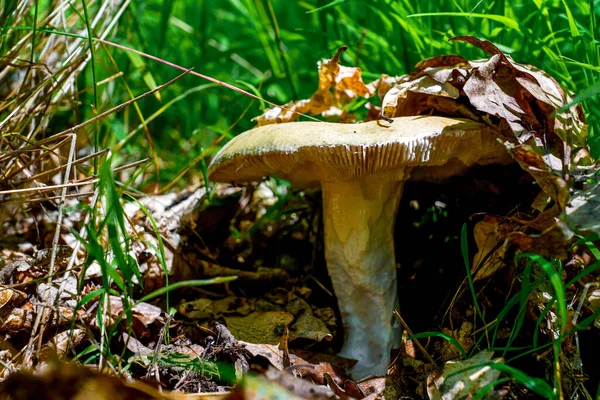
[41,329,86,360]
[365,74,397,101]
[229,368,336,400]
[415,55,470,70]
[254,47,372,126]
[471,217,509,282]
[100,296,162,336]
[0,307,33,332]
[450,36,506,58]
[0,286,27,316]
[289,312,333,343]
[507,144,570,211]
[452,35,588,150]
[513,63,588,147]
[224,311,294,345]
[381,75,460,118]
[463,54,540,138]
[508,222,574,259]
[439,322,475,361]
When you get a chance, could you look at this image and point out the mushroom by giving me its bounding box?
[208,116,510,377]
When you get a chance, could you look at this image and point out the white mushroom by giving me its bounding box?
[208,116,510,378]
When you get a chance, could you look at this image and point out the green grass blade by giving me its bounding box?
[486,363,557,399]
[407,12,520,31]
[410,331,466,357]
[518,254,567,333]
[306,0,347,13]
[137,277,238,304]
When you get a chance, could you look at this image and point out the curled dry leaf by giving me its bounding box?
[427,350,503,400]
[508,221,574,260]
[41,328,86,360]
[471,217,510,282]
[439,322,475,361]
[565,182,600,235]
[0,286,28,316]
[96,296,163,336]
[0,308,34,332]
[254,47,372,126]
[229,368,336,400]
[506,143,570,211]
[415,54,470,70]
[223,311,294,345]
[462,54,541,138]
[381,75,460,118]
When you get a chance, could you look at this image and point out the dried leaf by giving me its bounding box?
[564,182,600,235]
[463,54,539,138]
[0,307,33,332]
[507,144,570,211]
[102,296,163,336]
[415,54,470,70]
[229,368,336,400]
[289,313,333,343]
[449,36,506,58]
[381,75,460,118]
[508,221,574,259]
[439,322,475,361]
[224,311,294,345]
[471,217,509,281]
[0,286,27,317]
[42,329,86,360]
[427,350,503,400]
[254,47,372,126]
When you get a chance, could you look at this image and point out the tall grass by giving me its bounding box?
[2,1,598,184]
[79,0,598,188]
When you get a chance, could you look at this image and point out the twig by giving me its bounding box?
[393,309,436,365]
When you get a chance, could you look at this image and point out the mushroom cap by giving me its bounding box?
[208,116,508,185]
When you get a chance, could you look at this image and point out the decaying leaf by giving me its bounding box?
[224,311,294,345]
[427,350,503,400]
[41,329,86,360]
[506,143,570,211]
[0,307,34,332]
[0,286,27,315]
[228,368,336,400]
[381,75,460,118]
[97,296,163,336]
[254,46,373,125]
[241,341,343,386]
[289,312,333,343]
[471,217,510,282]
[415,54,470,70]
[439,322,475,361]
[565,182,600,235]
[508,221,574,259]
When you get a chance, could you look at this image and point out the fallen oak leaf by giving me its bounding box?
[381,75,461,118]
[506,143,570,211]
[508,221,574,260]
[415,54,470,70]
[462,53,541,139]
[449,36,506,59]
[254,46,372,126]
[223,311,294,345]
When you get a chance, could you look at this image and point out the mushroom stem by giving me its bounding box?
[320,170,408,377]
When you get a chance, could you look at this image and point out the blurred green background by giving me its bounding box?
[80,0,599,187]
